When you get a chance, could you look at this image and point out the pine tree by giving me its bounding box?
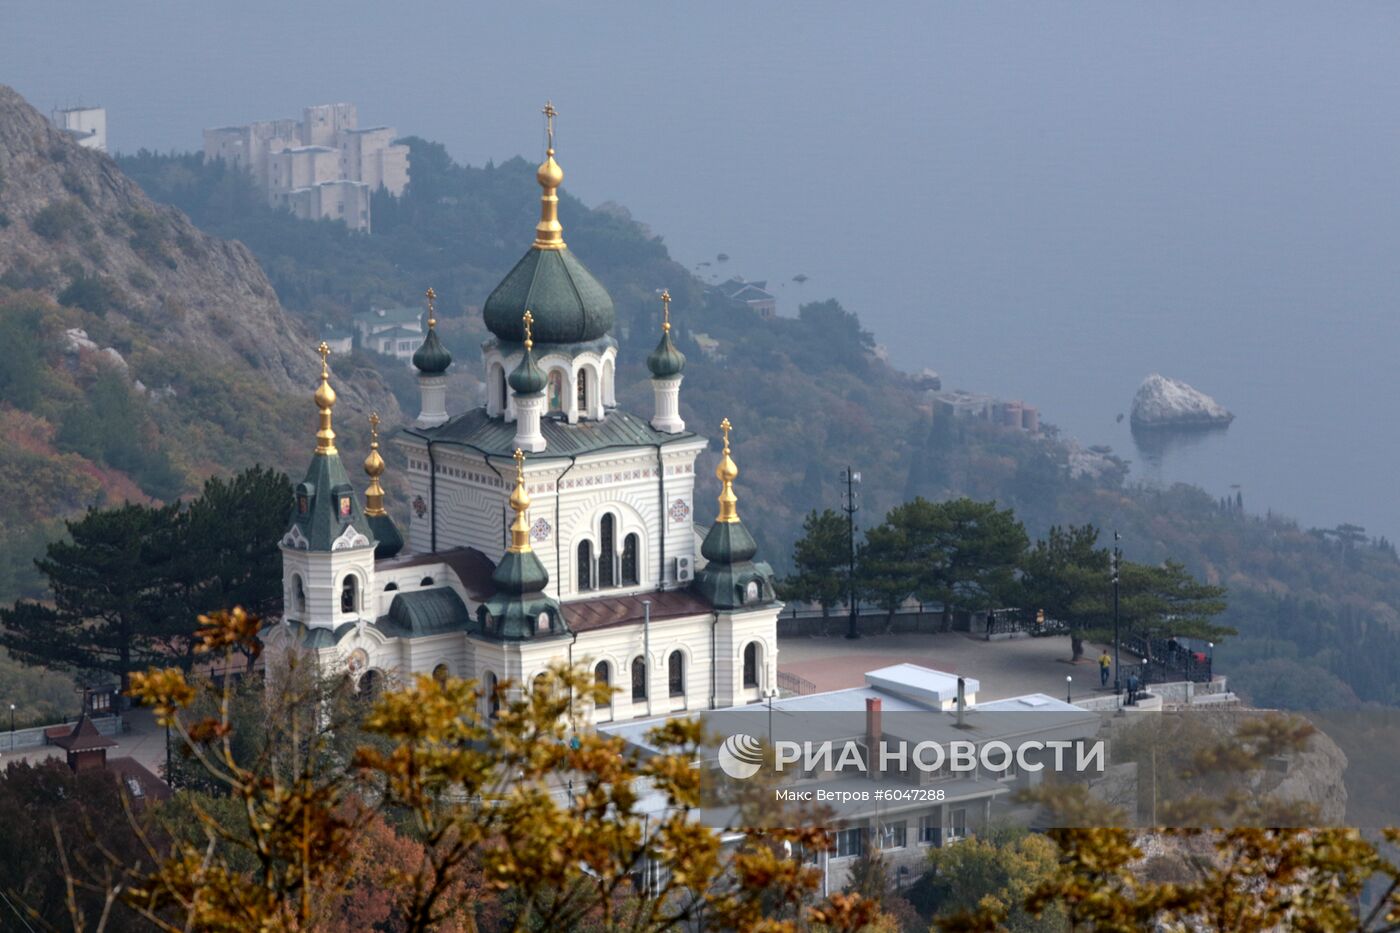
[0,502,181,693]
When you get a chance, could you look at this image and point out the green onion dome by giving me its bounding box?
[647,329,686,378]
[412,326,452,375]
[509,337,547,395]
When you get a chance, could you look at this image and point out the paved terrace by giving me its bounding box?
[776,631,1118,702]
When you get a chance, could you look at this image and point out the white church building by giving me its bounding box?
[265,110,782,723]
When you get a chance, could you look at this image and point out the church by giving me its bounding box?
[266,106,782,723]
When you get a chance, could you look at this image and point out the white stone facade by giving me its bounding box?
[482,344,619,425]
[52,107,107,152]
[396,439,706,599]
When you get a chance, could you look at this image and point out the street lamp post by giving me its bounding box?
[841,468,861,640]
[1112,532,1122,696]
[1065,675,1073,704]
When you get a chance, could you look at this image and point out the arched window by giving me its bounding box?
[577,540,593,591]
[595,660,610,689]
[384,581,399,592]
[420,576,435,587]
[743,642,760,689]
[533,673,549,698]
[432,663,450,686]
[631,657,647,702]
[340,576,358,613]
[486,671,500,718]
[576,368,588,413]
[599,514,616,589]
[496,365,507,414]
[357,669,382,701]
[547,370,565,414]
[622,533,639,586]
[292,575,306,614]
[668,651,685,697]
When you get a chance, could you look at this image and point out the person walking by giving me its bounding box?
[1098,650,1112,688]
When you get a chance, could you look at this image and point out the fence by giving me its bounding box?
[777,670,817,696]
[1122,635,1214,684]
[0,714,122,754]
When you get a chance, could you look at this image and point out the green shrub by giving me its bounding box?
[29,199,91,241]
[57,270,121,317]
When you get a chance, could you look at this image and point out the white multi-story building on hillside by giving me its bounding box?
[203,103,408,232]
[52,106,107,152]
[263,111,782,723]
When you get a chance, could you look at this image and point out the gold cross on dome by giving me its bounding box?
[542,101,558,149]
[317,341,330,374]
[369,411,380,438]
[425,287,437,327]
[660,289,672,332]
[514,447,526,480]
[522,309,534,346]
[720,417,732,452]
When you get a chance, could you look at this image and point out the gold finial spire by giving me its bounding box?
[522,309,535,351]
[363,412,387,516]
[314,342,337,455]
[532,101,566,251]
[715,417,740,523]
[660,289,672,333]
[425,287,438,329]
[508,448,533,552]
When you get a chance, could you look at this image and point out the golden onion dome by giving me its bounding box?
[537,149,564,189]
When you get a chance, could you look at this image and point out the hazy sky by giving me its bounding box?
[7,1,1400,534]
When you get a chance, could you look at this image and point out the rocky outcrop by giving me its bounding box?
[0,84,392,412]
[1130,374,1233,428]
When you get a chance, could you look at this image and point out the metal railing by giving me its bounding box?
[776,670,817,696]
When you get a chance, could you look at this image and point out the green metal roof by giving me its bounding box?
[692,518,777,611]
[386,588,473,637]
[412,327,452,374]
[285,450,377,553]
[406,407,698,460]
[647,330,686,378]
[483,247,615,345]
[508,344,547,395]
[367,512,404,559]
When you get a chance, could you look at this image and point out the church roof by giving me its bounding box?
[412,326,452,374]
[386,588,473,637]
[375,547,498,600]
[483,247,615,345]
[566,588,713,633]
[404,407,698,459]
[286,449,376,553]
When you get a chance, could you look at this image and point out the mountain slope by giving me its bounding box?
[0,85,397,598]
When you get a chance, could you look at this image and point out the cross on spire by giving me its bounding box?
[720,417,732,453]
[514,446,526,480]
[660,289,672,332]
[369,411,380,438]
[317,341,330,375]
[425,287,437,328]
[522,309,535,348]
[542,100,558,151]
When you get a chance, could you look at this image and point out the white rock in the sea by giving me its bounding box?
[1130,373,1233,428]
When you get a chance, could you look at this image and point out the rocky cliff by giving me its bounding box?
[0,85,397,594]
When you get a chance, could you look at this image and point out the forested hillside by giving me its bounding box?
[101,137,1400,709]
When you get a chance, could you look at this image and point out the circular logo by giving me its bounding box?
[718,733,765,780]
